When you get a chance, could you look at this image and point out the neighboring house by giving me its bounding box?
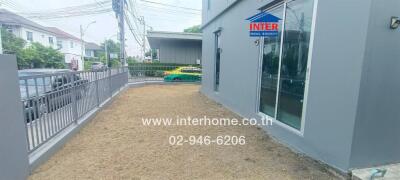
[46,27,84,71]
[0,9,84,71]
[0,9,57,49]
[201,0,400,173]
[85,42,102,59]
[147,31,202,65]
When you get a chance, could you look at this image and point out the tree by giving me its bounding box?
[100,39,120,56]
[1,28,65,69]
[110,59,121,67]
[184,25,201,33]
[1,28,27,68]
[36,44,65,68]
[126,56,138,66]
[20,43,65,69]
[100,39,121,67]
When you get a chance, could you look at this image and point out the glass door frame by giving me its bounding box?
[255,0,319,135]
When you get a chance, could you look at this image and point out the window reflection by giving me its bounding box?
[258,0,314,130]
[277,0,314,130]
[259,7,284,117]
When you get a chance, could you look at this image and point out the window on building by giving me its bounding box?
[207,0,211,10]
[7,28,13,33]
[57,40,63,49]
[26,31,33,41]
[49,37,54,45]
[214,31,221,91]
[70,41,74,48]
[258,0,315,131]
[85,50,92,57]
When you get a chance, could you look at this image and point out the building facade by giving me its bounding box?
[85,42,102,60]
[0,9,85,71]
[47,27,84,71]
[0,9,57,49]
[147,31,202,65]
[201,0,400,172]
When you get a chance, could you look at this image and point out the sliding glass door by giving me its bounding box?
[259,6,284,117]
[259,0,315,131]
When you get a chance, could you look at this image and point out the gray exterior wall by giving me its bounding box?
[0,55,30,179]
[201,0,400,172]
[202,0,238,24]
[155,39,202,64]
[350,0,400,168]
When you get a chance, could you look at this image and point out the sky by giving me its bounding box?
[4,0,202,57]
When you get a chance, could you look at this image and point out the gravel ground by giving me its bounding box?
[29,84,341,180]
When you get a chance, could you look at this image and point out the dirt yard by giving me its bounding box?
[29,84,341,180]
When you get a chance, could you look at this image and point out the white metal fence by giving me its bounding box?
[19,68,128,153]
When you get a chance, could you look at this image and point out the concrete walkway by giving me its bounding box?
[29,84,341,179]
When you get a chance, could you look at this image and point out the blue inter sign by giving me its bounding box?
[246,12,281,37]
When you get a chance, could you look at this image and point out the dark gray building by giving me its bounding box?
[201,0,400,173]
[147,31,202,64]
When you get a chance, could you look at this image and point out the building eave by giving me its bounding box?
[147,31,202,41]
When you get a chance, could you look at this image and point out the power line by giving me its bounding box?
[24,9,113,20]
[140,4,201,16]
[134,0,200,31]
[126,0,142,32]
[1,1,20,11]
[94,0,118,19]
[18,1,113,19]
[144,12,201,21]
[140,0,201,12]
[125,0,149,49]
[29,1,111,13]
[124,12,143,46]
[128,0,153,30]
[132,0,140,17]
[1,0,28,12]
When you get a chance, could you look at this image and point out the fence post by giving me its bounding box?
[0,55,29,179]
[125,67,128,85]
[95,71,100,107]
[109,68,112,98]
[70,73,78,123]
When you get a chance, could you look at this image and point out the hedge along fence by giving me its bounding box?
[128,63,201,77]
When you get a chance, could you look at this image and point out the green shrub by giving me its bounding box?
[84,61,93,71]
[127,63,201,77]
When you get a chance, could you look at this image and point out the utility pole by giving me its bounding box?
[80,25,84,70]
[118,0,126,66]
[0,24,3,54]
[80,21,96,70]
[0,2,3,54]
[141,16,146,61]
[104,39,109,67]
